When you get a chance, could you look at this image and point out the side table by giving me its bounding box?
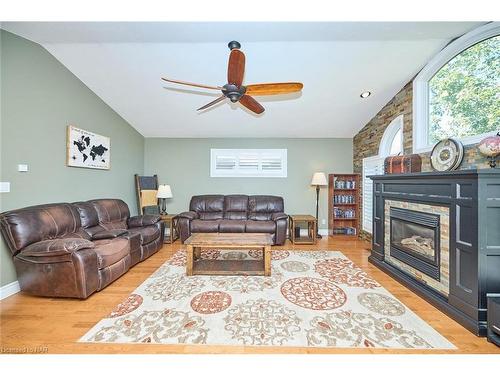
[289,215,317,244]
[160,214,179,244]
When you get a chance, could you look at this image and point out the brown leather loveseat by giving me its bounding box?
[0,199,164,299]
[177,195,287,245]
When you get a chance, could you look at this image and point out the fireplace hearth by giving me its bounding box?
[390,207,440,280]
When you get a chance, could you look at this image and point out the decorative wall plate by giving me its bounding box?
[430,138,464,172]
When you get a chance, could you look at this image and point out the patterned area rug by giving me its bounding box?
[80,250,455,349]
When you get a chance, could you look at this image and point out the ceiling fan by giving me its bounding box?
[161,41,303,115]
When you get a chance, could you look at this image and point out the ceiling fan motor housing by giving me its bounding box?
[222,84,246,102]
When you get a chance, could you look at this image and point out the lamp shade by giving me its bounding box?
[157,184,173,199]
[311,172,328,186]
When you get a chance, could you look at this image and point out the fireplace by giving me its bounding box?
[384,200,450,298]
[390,207,440,280]
[369,169,500,336]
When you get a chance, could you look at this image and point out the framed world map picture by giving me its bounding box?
[66,125,111,170]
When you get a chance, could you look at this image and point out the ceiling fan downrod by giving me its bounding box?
[228,40,241,50]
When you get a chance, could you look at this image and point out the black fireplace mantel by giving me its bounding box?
[369,169,500,336]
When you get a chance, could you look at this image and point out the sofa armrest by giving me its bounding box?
[127,214,161,228]
[21,238,95,257]
[271,212,288,221]
[178,211,198,220]
[92,229,128,240]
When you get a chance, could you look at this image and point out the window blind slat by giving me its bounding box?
[215,155,237,170]
[238,154,259,170]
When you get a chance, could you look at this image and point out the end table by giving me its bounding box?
[160,214,179,244]
[289,215,317,244]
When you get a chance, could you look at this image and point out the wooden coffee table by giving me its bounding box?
[184,233,273,276]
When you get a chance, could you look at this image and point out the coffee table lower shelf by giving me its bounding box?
[191,259,266,276]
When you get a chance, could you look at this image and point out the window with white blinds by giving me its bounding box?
[210,149,287,178]
[362,156,384,233]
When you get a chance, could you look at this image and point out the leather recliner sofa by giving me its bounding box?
[177,195,287,245]
[0,199,164,299]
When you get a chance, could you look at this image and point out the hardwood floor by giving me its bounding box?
[1,236,498,354]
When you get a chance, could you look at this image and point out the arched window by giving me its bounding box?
[413,22,500,153]
[378,115,403,157]
[362,115,403,233]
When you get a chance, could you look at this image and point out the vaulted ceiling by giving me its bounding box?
[2,22,483,138]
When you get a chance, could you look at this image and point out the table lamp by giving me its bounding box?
[157,184,173,215]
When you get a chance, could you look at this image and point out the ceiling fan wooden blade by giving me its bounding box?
[239,95,265,114]
[161,77,222,90]
[227,49,245,87]
[245,82,304,96]
[197,95,226,111]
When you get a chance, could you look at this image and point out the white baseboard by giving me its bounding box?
[0,280,20,300]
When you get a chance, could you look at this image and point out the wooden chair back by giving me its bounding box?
[134,174,160,214]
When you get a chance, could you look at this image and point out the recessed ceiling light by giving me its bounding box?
[360,91,371,98]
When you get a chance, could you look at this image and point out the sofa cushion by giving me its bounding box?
[93,238,130,269]
[245,220,276,233]
[89,199,129,229]
[190,195,224,220]
[191,219,220,232]
[219,219,246,233]
[224,195,248,220]
[128,225,161,245]
[248,195,284,221]
[73,201,99,228]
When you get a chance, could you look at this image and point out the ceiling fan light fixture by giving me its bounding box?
[360,91,372,98]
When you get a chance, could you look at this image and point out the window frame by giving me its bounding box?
[379,115,404,156]
[210,148,288,178]
[412,22,500,153]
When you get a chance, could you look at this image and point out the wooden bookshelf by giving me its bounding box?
[328,173,360,236]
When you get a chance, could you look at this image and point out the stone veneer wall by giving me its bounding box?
[353,80,492,241]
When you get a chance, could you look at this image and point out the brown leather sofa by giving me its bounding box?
[0,199,164,299]
[177,195,287,245]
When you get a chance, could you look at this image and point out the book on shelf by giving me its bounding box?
[332,227,357,235]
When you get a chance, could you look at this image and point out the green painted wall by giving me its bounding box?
[144,138,353,228]
[0,31,145,287]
